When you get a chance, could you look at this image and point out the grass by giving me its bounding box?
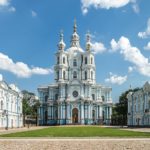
[0,126,150,137]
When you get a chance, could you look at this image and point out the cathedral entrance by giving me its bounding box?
[72,108,78,124]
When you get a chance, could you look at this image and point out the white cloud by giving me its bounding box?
[0,52,53,78]
[8,6,15,12]
[0,74,3,81]
[110,36,150,77]
[31,10,37,17]
[138,18,150,39]
[132,3,139,14]
[144,42,150,50]
[105,72,127,85]
[0,0,9,6]
[0,0,16,12]
[81,0,134,14]
[128,66,134,73]
[91,41,106,54]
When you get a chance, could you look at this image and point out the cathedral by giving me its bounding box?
[38,22,113,125]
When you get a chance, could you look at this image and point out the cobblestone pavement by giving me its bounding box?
[0,138,150,150]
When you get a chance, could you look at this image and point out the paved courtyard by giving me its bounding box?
[0,138,150,150]
[0,126,150,150]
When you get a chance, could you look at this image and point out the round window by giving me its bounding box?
[73,91,78,98]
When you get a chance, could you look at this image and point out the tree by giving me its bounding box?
[22,90,40,126]
[31,100,41,126]
[22,98,32,127]
[112,88,140,126]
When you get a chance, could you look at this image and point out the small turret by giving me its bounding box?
[58,30,66,51]
[86,31,92,51]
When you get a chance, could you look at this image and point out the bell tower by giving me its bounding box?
[71,19,80,47]
[55,31,68,82]
[82,32,96,84]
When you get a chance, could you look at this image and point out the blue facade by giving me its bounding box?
[127,82,150,126]
[38,22,113,125]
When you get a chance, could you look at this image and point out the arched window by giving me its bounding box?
[57,56,59,64]
[63,57,65,64]
[91,57,93,64]
[85,57,87,64]
[55,94,58,100]
[0,101,3,110]
[73,71,77,79]
[101,96,105,101]
[92,94,95,100]
[91,71,93,80]
[45,95,48,102]
[63,71,66,80]
[85,71,87,80]
[73,59,77,66]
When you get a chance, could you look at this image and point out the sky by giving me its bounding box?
[0,0,150,102]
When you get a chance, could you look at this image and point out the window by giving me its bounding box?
[63,57,65,64]
[73,71,77,79]
[85,71,87,80]
[45,95,48,102]
[73,91,78,98]
[0,101,3,110]
[63,71,66,80]
[85,57,87,64]
[91,71,93,80]
[57,71,59,80]
[55,94,58,100]
[73,59,77,66]
[92,94,95,100]
[91,57,93,64]
[101,96,105,101]
[57,57,59,64]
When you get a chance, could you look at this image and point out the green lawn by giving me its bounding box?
[1,126,150,137]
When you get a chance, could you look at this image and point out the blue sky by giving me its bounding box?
[0,0,150,102]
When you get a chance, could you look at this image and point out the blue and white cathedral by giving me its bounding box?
[38,22,113,125]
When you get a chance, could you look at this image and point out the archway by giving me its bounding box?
[72,108,78,123]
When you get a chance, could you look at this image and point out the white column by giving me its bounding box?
[52,106,53,119]
[106,106,109,119]
[99,105,102,118]
[81,103,84,124]
[58,104,60,122]
[88,103,90,119]
[60,103,63,119]
[67,103,70,124]
[96,106,99,119]
[109,106,112,119]
[90,104,92,119]
[48,106,51,119]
